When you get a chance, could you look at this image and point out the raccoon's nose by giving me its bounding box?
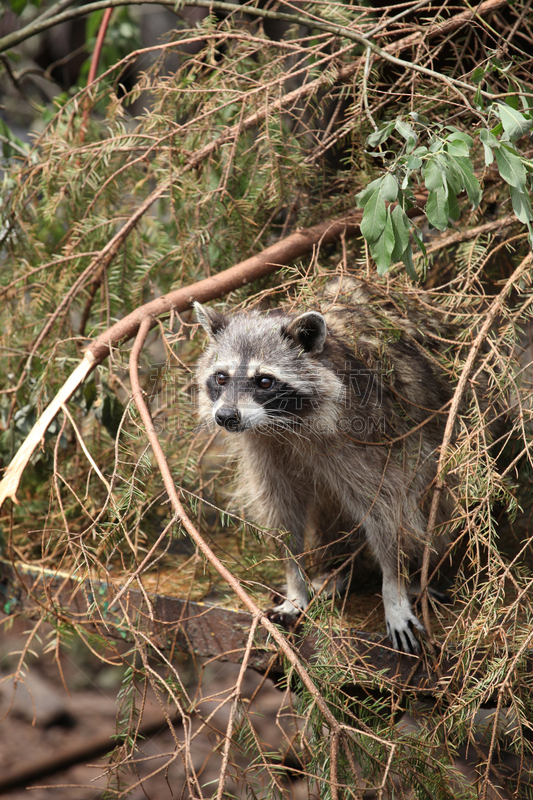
[214,407,242,431]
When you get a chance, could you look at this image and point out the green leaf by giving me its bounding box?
[444,127,473,147]
[381,172,398,202]
[510,185,533,223]
[423,157,443,192]
[516,80,533,111]
[482,145,494,166]
[454,157,482,207]
[496,103,533,142]
[443,156,464,195]
[402,242,417,281]
[87,9,106,40]
[479,128,497,166]
[403,155,422,170]
[504,92,520,110]
[495,144,527,188]
[426,186,450,231]
[447,188,461,221]
[474,87,484,111]
[360,186,387,244]
[394,120,417,151]
[390,205,410,262]
[409,112,429,125]
[355,176,385,208]
[445,139,470,157]
[398,186,415,208]
[412,225,426,257]
[366,121,395,148]
[0,118,29,159]
[479,128,499,147]
[370,211,395,275]
[472,67,486,85]
[358,175,398,245]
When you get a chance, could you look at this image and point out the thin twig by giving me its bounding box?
[215,616,259,800]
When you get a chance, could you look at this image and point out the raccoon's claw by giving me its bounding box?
[383,580,426,654]
[386,617,424,654]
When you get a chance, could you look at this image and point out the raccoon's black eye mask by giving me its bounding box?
[213,373,276,390]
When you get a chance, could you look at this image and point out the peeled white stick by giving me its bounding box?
[0,352,96,508]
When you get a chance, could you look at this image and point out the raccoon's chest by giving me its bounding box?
[241,431,384,498]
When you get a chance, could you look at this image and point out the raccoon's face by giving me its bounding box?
[194,303,337,433]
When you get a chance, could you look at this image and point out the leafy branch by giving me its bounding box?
[356,103,533,276]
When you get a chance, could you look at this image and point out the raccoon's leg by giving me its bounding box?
[310,572,349,598]
[380,563,425,654]
[309,512,358,600]
[363,517,424,654]
[268,553,309,623]
[252,487,311,624]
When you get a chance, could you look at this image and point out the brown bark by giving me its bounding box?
[87,210,364,363]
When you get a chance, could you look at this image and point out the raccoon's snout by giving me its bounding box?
[215,407,242,431]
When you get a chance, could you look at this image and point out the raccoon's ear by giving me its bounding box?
[285,311,327,354]
[193,302,227,338]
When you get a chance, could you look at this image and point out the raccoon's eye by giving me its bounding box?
[215,372,229,386]
[256,375,275,390]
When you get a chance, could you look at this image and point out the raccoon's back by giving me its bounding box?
[318,276,459,439]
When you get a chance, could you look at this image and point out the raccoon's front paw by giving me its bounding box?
[386,606,425,655]
[265,598,303,628]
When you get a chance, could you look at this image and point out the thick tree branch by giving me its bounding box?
[0,209,359,507]
[0,194,429,508]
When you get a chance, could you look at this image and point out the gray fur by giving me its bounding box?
[194,276,487,653]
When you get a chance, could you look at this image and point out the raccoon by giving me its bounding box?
[194,275,487,653]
